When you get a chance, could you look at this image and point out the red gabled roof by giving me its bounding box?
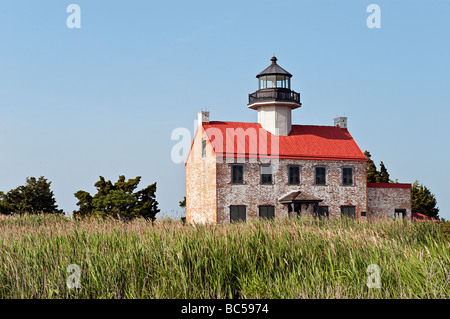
[201,121,367,161]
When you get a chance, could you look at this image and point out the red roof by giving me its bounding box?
[367,183,411,189]
[411,212,439,222]
[201,121,367,161]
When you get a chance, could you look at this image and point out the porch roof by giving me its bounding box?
[279,191,323,204]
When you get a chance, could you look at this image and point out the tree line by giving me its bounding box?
[0,176,160,221]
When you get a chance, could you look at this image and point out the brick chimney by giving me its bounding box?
[198,111,210,126]
[334,117,347,129]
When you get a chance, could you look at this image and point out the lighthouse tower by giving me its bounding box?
[247,56,301,136]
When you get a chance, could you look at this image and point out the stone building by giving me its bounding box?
[185,57,411,224]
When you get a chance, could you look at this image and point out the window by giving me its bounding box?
[342,167,354,186]
[231,164,244,184]
[288,166,300,185]
[230,206,246,222]
[259,78,266,89]
[259,206,275,220]
[276,80,283,88]
[261,164,273,185]
[315,166,326,185]
[395,209,406,220]
[275,75,289,88]
[318,206,329,219]
[341,206,356,219]
[266,75,276,88]
[201,138,206,158]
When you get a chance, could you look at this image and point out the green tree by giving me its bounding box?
[0,177,62,215]
[364,151,380,183]
[179,196,186,209]
[411,180,439,219]
[364,151,391,183]
[0,191,9,214]
[179,196,187,223]
[378,161,390,183]
[73,175,160,221]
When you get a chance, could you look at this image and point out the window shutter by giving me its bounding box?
[268,206,274,219]
[259,206,274,219]
[341,206,355,219]
[239,206,246,221]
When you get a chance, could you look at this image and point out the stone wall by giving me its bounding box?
[367,183,412,219]
[215,158,368,223]
[185,126,217,224]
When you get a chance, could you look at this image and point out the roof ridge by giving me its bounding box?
[205,122,343,128]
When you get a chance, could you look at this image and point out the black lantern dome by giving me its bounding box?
[248,56,301,109]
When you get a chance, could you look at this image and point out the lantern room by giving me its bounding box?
[247,56,302,136]
[257,57,292,89]
[248,56,301,110]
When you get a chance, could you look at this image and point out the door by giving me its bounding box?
[394,209,406,220]
[288,203,302,217]
[318,206,329,218]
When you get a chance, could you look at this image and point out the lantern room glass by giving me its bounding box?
[258,75,291,90]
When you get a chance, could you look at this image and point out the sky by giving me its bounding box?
[0,0,449,220]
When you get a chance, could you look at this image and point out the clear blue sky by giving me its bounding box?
[0,0,449,219]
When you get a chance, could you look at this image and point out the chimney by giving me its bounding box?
[198,111,210,126]
[334,117,347,129]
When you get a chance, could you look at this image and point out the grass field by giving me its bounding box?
[0,214,449,299]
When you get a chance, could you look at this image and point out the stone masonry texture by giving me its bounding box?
[215,158,367,223]
[367,186,411,219]
[185,126,217,224]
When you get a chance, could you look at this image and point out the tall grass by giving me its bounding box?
[0,214,448,298]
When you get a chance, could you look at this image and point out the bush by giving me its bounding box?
[73,175,160,221]
[440,220,450,241]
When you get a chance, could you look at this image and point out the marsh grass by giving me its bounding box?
[0,214,448,298]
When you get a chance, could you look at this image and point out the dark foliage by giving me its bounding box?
[179,196,186,208]
[73,175,160,221]
[412,180,439,219]
[0,177,62,215]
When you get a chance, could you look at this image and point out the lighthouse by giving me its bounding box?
[247,56,301,136]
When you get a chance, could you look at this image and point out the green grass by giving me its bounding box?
[0,214,449,298]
